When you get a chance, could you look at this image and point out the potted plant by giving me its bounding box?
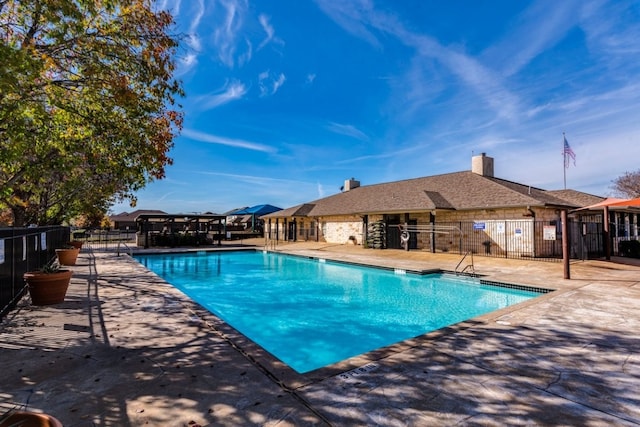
[69,240,84,249]
[55,245,80,265]
[23,258,73,306]
[0,408,63,427]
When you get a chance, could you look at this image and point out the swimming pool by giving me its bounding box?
[135,251,543,373]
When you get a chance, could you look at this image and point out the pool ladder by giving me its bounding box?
[116,241,133,257]
[264,236,278,251]
[455,250,475,276]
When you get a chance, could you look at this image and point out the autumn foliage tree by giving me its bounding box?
[0,0,183,226]
[611,170,640,199]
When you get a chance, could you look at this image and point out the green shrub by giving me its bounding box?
[619,240,640,258]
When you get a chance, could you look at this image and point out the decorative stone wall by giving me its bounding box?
[319,216,363,244]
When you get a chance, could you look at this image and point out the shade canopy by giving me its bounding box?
[232,204,282,216]
[574,197,638,211]
[606,197,640,207]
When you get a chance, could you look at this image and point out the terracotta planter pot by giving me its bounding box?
[0,411,63,427]
[56,247,80,265]
[69,240,84,249]
[24,270,73,305]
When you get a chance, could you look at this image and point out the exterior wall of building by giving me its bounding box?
[319,215,363,244]
[296,219,318,241]
[266,217,326,242]
[311,207,565,257]
[267,219,288,241]
[268,207,566,256]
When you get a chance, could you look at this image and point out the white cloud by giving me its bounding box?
[182,129,276,153]
[326,122,369,141]
[580,0,640,57]
[163,0,204,75]
[156,0,181,14]
[195,80,247,110]
[187,0,205,52]
[258,15,274,48]
[259,71,286,96]
[180,53,197,69]
[314,0,383,49]
[237,38,253,66]
[212,0,249,67]
[273,73,286,93]
[316,1,521,122]
[198,171,318,192]
[257,14,284,51]
[481,0,580,77]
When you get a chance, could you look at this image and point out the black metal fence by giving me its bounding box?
[81,229,136,251]
[436,220,564,261]
[370,219,615,262]
[0,226,70,318]
[571,220,604,260]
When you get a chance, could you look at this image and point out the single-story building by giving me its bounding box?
[262,153,639,259]
[109,209,167,230]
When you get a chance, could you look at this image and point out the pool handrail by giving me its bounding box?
[455,250,475,276]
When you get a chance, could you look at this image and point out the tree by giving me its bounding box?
[611,170,640,198]
[0,0,184,226]
[70,208,110,229]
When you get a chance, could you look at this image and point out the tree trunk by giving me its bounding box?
[11,205,28,227]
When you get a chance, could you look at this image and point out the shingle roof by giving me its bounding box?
[263,171,602,219]
[268,203,316,218]
[546,189,605,207]
[110,209,167,221]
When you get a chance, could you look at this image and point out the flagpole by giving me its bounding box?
[563,132,566,189]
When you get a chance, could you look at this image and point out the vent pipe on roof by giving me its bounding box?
[472,153,494,177]
[343,178,360,191]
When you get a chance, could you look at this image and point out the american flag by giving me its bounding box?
[563,135,576,168]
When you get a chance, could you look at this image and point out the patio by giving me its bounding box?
[1,241,639,426]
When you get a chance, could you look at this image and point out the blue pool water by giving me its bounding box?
[135,251,541,373]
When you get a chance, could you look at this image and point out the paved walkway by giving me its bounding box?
[1,242,640,426]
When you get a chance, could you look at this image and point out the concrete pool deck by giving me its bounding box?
[1,241,639,426]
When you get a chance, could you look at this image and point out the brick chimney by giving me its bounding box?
[343,178,360,191]
[472,153,494,177]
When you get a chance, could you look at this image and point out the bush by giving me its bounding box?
[619,240,640,258]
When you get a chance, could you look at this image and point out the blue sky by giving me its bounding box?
[113,0,640,214]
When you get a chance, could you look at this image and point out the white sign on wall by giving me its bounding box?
[543,225,557,241]
[0,239,4,264]
[41,232,47,250]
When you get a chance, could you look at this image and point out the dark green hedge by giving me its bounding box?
[619,240,640,258]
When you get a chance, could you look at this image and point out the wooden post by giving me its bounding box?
[561,209,570,279]
[430,212,436,253]
[604,206,611,260]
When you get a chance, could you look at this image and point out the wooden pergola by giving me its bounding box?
[135,213,227,248]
